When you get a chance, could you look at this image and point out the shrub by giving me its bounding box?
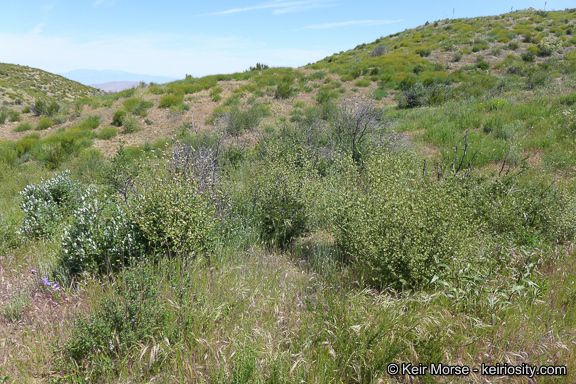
[8,109,20,122]
[354,79,371,87]
[0,109,7,124]
[330,99,383,162]
[132,101,154,117]
[275,76,295,99]
[12,122,33,132]
[537,36,562,56]
[316,89,339,104]
[372,89,388,100]
[31,98,60,117]
[370,45,387,57]
[508,41,520,50]
[333,151,479,290]
[127,161,217,257]
[18,171,82,239]
[221,104,269,136]
[98,126,118,140]
[159,94,183,108]
[476,61,490,70]
[415,47,432,57]
[252,148,312,250]
[112,109,126,126]
[59,264,170,381]
[521,51,535,62]
[78,115,100,130]
[60,187,146,275]
[36,117,53,130]
[121,115,140,134]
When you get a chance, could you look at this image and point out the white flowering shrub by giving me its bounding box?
[19,170,81,238]
[61,187,147,276]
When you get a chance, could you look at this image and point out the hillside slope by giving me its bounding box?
[0,62,99,106]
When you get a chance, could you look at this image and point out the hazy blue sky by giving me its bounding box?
[0,0,572,78]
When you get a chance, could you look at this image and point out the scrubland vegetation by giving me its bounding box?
[1,7,576,384]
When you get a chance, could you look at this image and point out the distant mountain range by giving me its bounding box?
[58,69,177,87]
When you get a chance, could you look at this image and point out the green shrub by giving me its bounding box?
[476,61,490,70]
[31,98,60,117]
[127,161,217,257]
[12,122,33,132]
[521,51,536,62]
[159,94,183,108]
[8,109,20,122]
[372,89,388,100]
[221,104,270,136]
[78,115,100,130]
[333,151,479,290]
[121,115,140,134]
[537,35,562,56]
[118,88,136,98]
[415,47,432,57]
[112,109,126,126]
[354,79,371,87]
[252,149,312,250]
[59,263,170,381]
[18,171,82,239]
[316,89,339,104]
[122,97,140,111]
[508,41,520,50]
[0,109,7,124]
[36,117,53,130]
[274,76,295,99]
[60,187,146,275]
[131,100,154,117]
[98,126,118,140]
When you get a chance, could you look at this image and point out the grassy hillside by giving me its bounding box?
[0,62,98,104]
[1,8,576,384]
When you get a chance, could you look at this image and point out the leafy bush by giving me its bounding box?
[98,126,118,140]
[316,89,339,104]
[127,159,217,257]
[60,187,146,275]
[8,109,20,122]
[158,94,183,108]
[132,100,154,117]
[415,47,432,57]
[30,98,60,117]
[78,115,100,130]
[36,117,53,130]
[252,148,312,250]
[112,109,126,126]
[221,104,270,136]
[521,51,536,62]
[333,151,479,290]
[372,89,388,100]
[274,76,295,99]
[59,263,171,381]
[18,171,81,239]
[121,115,140,134]
[12,122,33,132]
[537,35,562,56]
[396,82,450,109]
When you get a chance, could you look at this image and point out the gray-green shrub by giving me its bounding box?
[18,171,81,238]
